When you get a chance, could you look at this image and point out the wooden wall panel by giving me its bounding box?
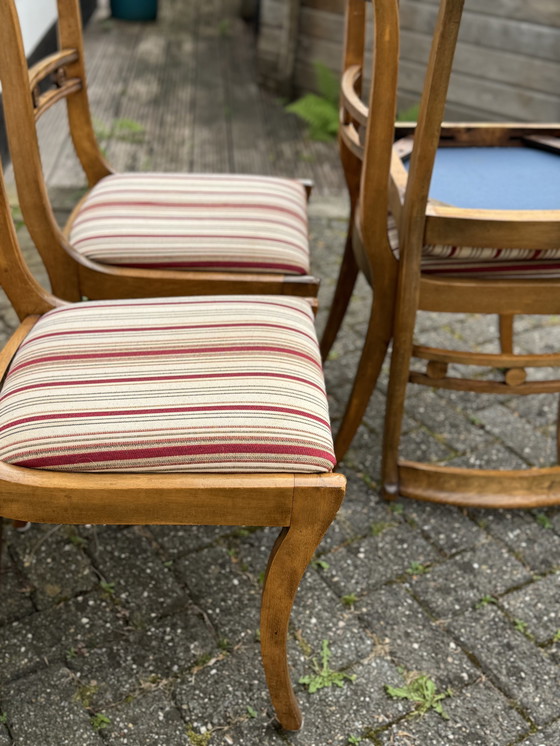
[257,0,560,122]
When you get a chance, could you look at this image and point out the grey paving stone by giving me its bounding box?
[9,524,97,610]
[502,574,560,644]
[68,609,215,710]
[358,585,478,689]
[147,525,232,558]
[475,509,560,573]
[399,425,457,464]
[0,592,124,684]
[175,544,261,644]
[475,404,554,466]
[321,524,438,596]
[281,658,410,746]
[175,643,273,730]
[0,728,9,746]
[400,500,485,556]
[449,606,560,725]
[1,665,103,746]
[289,571,374,672]
[446,440,529,470]
[519,720,560,745]
[0,539,34,625]
[88,527,188,623]
[506,393,558,430]
[102,690,186,745]
[410,540,532,618]
[377,680,528,746]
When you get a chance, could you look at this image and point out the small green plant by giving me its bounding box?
[10,204,24,231]
[534,512,552,529]
[246,705,257,718]
[347,736,362,745]
[311,557,330,571]
[475,595,497,609]
[371,521,395,536]
[187,727,212,746]
[341,593,358,608]
[91,712,111,731]
[385,674,451,719]
[299,640,356,693]
[406,561,429,576]
[75,683,99,708]
[99,580,115,596]
[513,618,534,640]
[388,502,404,515]
[396,103,420,122]
[68,533,87,547]
[552,629,560,643]
[286,62,339,141]
[0,713,7,725]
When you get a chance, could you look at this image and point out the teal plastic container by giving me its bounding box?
[110,0,158,20]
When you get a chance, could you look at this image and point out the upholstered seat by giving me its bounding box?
[393,146,560,278]
[0,296,334,473]
[68,173,310,275]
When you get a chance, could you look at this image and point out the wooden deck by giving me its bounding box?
[8,0,345,203]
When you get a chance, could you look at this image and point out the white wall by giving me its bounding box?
[15,0,57,55]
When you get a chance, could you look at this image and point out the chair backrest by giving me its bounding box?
[339,0,465,275]
[0,158,61,320]
[338,0,400,272]
[0,0,112,299]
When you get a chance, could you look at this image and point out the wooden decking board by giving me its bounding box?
[6,0,343,200]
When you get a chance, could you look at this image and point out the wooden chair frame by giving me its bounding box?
[0,159,345,730]
[0,0,319,303]
[326,0,560,508]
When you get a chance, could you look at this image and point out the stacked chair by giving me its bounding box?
[0,0,346,731]
[0,0,319,303]
[324,0,560,507]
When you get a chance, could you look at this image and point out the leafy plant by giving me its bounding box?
[341,593,358,608]
[396,103,420,122]
[187,727,212,746]
[406,561,429,576]
[91,712,111,730]
[347,736,362,745]
[386,674,451,719]
[299,640,356,693]
[475,594,497,609]
[286,62,339,141]
[311,557,330,571]
[0,713,7,725]
[246,705,257,718]
[534,512,552,529]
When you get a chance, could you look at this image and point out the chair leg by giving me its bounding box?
[334,296,394,463]
[499,314,514,354]
[381,278,420,500]
[260,479,343,731]
[319,223,360,362]
[12,520,30,532]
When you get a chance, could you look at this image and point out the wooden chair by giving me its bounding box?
[0,0,319,303]
[325,0,560,508]
[0,156,345,730]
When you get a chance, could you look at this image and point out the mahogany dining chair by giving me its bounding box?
[0,0,319,303]
[325,0,560,508]
[0,154,345,730]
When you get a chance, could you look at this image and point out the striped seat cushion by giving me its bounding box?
[69,173,310,275]
[387,214,560,278]
[0,297,334,473]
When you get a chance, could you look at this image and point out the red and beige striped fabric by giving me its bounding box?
[387,214,560,278]
[69,173,310,275]
[0,297,335,473]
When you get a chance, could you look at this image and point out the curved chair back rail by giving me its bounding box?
[0,153,346,731]
[323,0,560,508]
[0,0,319,302]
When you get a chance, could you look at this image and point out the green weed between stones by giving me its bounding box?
[90,712,111,731]
[406,561,430,576]
[0,713,7,725]
[299,640,356,693]
[311,557,330,571]
[341,593,358,608]
[246,705,257,718]
[386,674,451,719]
[347,736,362,745]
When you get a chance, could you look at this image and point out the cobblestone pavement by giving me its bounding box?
[2,1,560,744]
[1,212,560,746]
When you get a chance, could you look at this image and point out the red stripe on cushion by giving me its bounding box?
[13,443,336,469]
